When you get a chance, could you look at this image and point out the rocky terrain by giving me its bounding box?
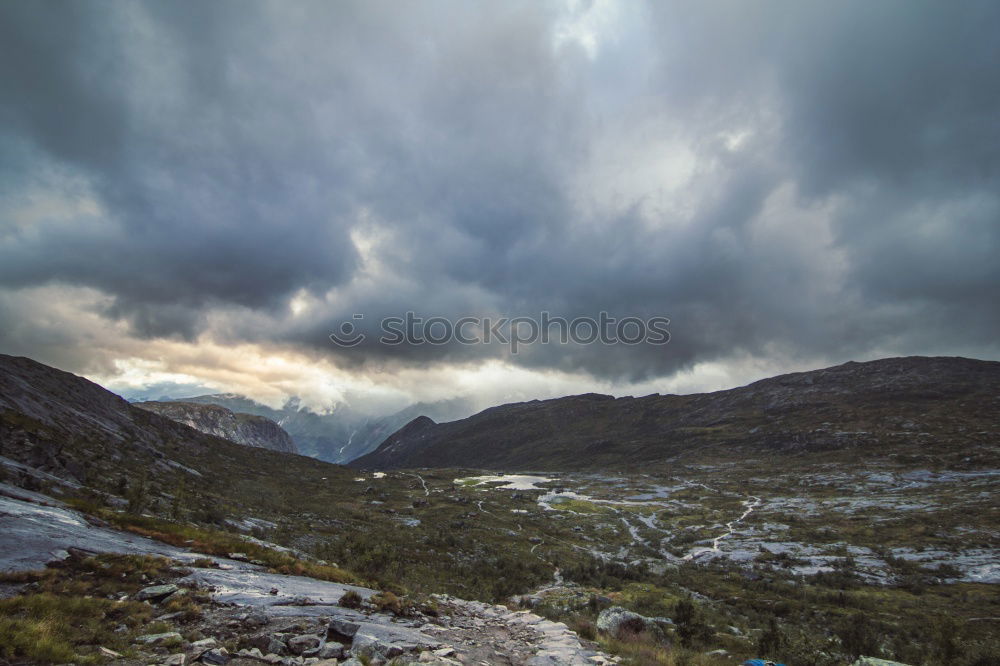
[0,353,997,665]
[135,402,297,454]
[353,356,1000,471]
[0,484,614,665]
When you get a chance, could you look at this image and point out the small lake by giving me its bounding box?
[456,474,555,491]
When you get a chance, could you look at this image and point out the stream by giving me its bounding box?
[684,495,761,561]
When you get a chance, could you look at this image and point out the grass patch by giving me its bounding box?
[597,632,731,666]
[339,590,363,609]
[0,553,218,664]
[95,511,361,585]
[2,553,182,599]
[0,594,151,664]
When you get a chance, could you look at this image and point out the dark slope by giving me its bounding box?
[352,356,1000,471]
[0,354,354,518]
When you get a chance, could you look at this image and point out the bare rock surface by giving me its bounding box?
[135,401,298,454]
[0,487,614,665]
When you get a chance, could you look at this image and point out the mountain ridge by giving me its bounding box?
[352,355,1000,471]
[134,400,297,453]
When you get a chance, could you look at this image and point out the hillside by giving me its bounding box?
[353,356,1000,470]
[0,353,358,523]
[134,400,297,453]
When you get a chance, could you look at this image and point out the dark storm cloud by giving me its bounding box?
[1,0,998,382]
[0,0,364,338]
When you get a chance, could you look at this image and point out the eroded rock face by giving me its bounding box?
[135,401,297,454]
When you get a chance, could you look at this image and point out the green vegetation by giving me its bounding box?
[339,589,363,609]
[0,553,207,664]
[0,595,143,664]
[5,460,999,665]
[67,503,360,585]
[21,461,994,665]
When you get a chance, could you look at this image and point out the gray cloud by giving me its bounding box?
[1,0,998,391]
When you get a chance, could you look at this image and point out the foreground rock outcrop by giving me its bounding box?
[0,485,615,666]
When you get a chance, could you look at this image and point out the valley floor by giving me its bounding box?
[1,452,998,665]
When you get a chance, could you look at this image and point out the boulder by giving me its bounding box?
[135,584,180,602]
[350,631,407,661]
[317,642,345,659]
[236,648,266,659]
[187,637,218,659]
[201,648,230,665]
[135,631,183,645]
[245,611,270,629]
[287,634,322,655]
[328,618,361,641]
[595,607,653,639]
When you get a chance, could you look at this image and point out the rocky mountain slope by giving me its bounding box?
[175,394,472,464]
[353,356,1000,471]
[0,353,342,521]
[135,401,297,454]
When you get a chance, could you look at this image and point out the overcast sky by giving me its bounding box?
[2,1,998,414]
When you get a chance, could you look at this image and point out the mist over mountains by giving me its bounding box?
[153,393,475,464]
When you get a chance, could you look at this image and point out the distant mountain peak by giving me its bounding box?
[160,392,474,464]
[135,401,297,454]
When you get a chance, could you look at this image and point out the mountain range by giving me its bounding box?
[166,393,474,464]
[352,356,1000,470]
[4,352,998,477]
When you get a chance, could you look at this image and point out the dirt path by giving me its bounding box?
[427,596,616,665]
[407,472,430,496]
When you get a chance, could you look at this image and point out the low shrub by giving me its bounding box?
[339,590,363,609]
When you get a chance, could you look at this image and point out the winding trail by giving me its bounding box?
[685,495,761,561]
[476,499,501,519]
[407,472,430,496]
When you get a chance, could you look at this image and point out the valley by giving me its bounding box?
[5,2,999,664]
[1,354,998,665]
